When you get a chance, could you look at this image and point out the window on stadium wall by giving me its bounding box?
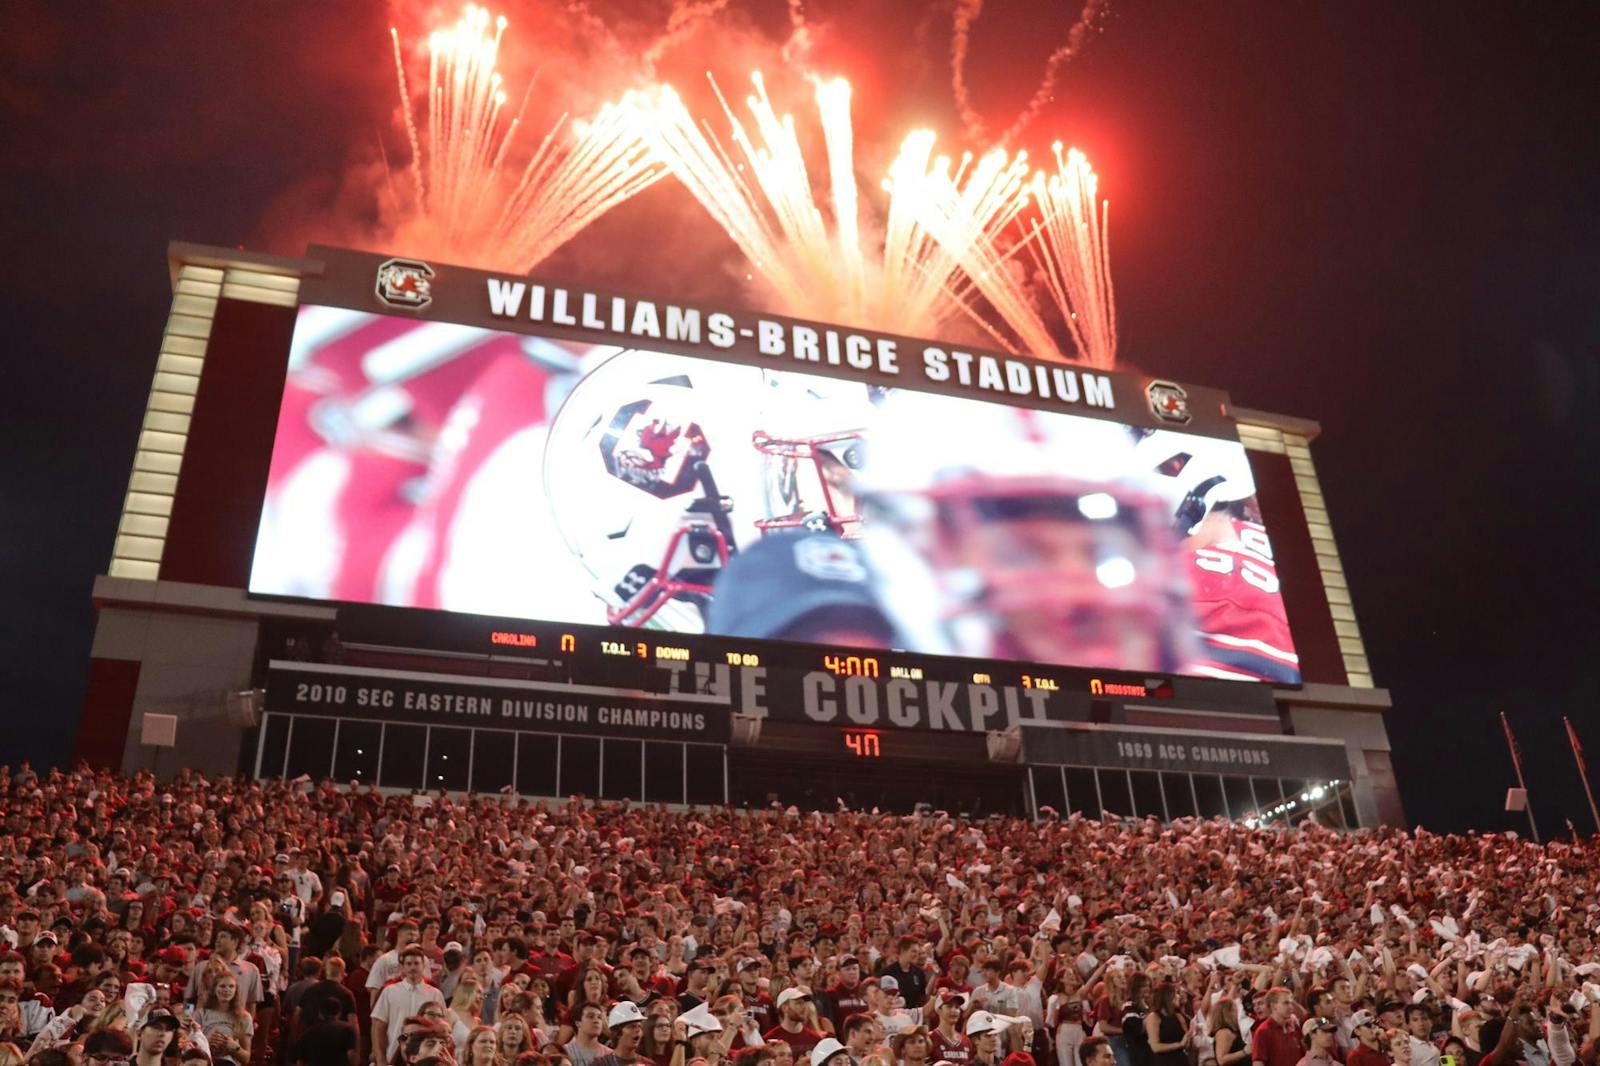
[1025,764,1359,828]
[254,712,726,804]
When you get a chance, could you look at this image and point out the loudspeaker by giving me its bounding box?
[140,713,178,748]
[1505,787,1528,812]
[729,715,763,746]
[225,689,264,727]
[986,727,1022,763]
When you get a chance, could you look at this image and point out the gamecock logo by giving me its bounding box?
[375,258,435,310]
[1146,380,1191,425]
[599,398,711,498]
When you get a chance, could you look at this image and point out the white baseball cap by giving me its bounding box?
[777,987,812,1008]
[965,1011,1009,1037]
[811,1038,849,1066]
[609,1001,646,1028]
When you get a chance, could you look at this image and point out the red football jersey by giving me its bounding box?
[1186,519,1300,682]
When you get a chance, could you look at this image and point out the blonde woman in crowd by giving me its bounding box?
[464,1025,500,1066]
[449,974,486,1058]
[196,971,255,1065]
[497,1013,537,1066]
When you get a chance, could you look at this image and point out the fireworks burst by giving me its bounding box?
[905,143,1116,367]
[1025,144,1117,368]
[386,4,663,272]
[625,72,1030,338]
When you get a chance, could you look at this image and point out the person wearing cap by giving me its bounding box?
[680,1002,727,1065]
[765,989,825,1058]
[737,960,776,1035]
[438,943,470,1003]
[892,1026,933,1066]
[809,1036,850,1066]
[1345,1012,1387,1066]
[134,1008,182,1066]
[9,911,42,955]
[864,979,913,1038]
[30,932,61,967]
[601,1000,647,1064]
[928,992,973,1066]
[825,959,868,1034]
[1296,1019,1340,1066]
[679,961,719,1015]
[371,947,445,1065]
[965,1012,1021,1066]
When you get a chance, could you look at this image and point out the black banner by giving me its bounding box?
[266,663,730,743]
[301,245,1239,440]
[1021,723,1350,780]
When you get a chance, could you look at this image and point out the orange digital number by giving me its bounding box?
[824,655,881,677]
[844,731,881,757]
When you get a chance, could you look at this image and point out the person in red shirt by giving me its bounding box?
[1252,989,1306,1066]
[736,961,776,1036]
[929,991,975,1065]
[524,927,574,985]
[1346,1012,1390,1066]
[825,956,867,1031]
[763,988,825,1057]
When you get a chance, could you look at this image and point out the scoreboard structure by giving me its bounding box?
[79,242,1398,826]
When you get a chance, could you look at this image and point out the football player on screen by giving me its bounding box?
[253,308,516,602]
[542,351,876,631]
[1132,430,1301,683]
[849,389,1201,672]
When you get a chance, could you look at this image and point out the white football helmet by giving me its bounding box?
[1130,429,1259,536]
[543,352,874,630]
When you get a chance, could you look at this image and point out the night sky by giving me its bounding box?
[2,2,1596,836]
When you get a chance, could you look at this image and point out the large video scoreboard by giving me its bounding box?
[251,246,1301,708]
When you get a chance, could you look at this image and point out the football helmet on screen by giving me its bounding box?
[1131,428,1259,536]
[853,389,1198,670]
[543,351,874,630]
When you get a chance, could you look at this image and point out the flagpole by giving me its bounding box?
[1565,716,1600,835]
[1500,712,1540,842]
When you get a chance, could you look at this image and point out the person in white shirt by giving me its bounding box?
[865,979,916,1037]
[371,947,444,1065]
[368,921,422,994]
[969,963,1020,1018]
[1005,960,1046,1032]
[290,852,325,908]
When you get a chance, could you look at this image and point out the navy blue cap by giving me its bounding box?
[707,532,896,644]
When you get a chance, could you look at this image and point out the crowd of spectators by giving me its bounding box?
[3,764,1598,1066]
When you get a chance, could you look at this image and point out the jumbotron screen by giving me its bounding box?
[250,302,1299,683]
